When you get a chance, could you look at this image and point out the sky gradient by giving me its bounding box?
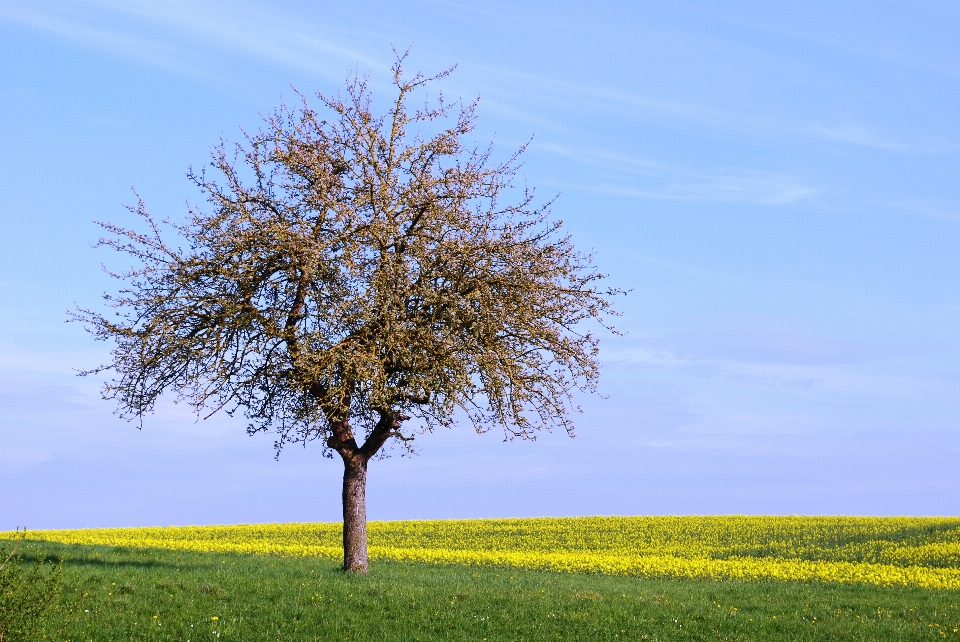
[1,0,958,530]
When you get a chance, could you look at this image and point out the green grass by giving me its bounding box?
[22,540,960,641]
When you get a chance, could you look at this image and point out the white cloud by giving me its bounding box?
[605,342,958,399]
[0,0,382,82]
[91,0,385,75]
[3,0,939,157]
[807,123,907,151]
[538,143,818,205]
[0,3,203,76]
[892,198,960,224]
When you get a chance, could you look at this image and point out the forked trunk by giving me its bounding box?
[341,455,369,573]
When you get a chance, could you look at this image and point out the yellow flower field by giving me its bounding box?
[4,516,960,590]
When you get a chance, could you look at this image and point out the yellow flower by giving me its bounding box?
[4,516,959,590]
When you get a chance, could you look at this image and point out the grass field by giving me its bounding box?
[12,542,960,641]
[5,517,960,640]
[9,516,960,589]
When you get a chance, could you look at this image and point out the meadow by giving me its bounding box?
[4,516,960,640]
[8,516,960,589]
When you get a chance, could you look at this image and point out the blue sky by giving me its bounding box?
[1,0,958,530]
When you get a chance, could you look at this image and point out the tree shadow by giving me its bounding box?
[16,542,205,571]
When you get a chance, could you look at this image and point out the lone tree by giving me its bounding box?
[75,56,620,573]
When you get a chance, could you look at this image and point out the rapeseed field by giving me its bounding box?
[4,516,959,590]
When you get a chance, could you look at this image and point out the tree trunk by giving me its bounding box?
[341,455,369,573]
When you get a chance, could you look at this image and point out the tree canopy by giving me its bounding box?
[75,55,620,571]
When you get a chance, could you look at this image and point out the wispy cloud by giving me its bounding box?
[707,4,960,82]
[0,3,204,77]
[0,446,54,471]
[891,198,960,224]
[0,342,103,378]
[466,58,930,154]
[606,343,959,399]
[615,347,797,382]
[90,0,386,75]
[2,1,940,156]
[539,143,818,205]
[806,123,907,151]
[0,0,384,82]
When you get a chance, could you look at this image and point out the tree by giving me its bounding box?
[0,531,64,640]
[75,55,620,573]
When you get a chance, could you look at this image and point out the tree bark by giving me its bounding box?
[341,454,369,573]
[327,409,398,573]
